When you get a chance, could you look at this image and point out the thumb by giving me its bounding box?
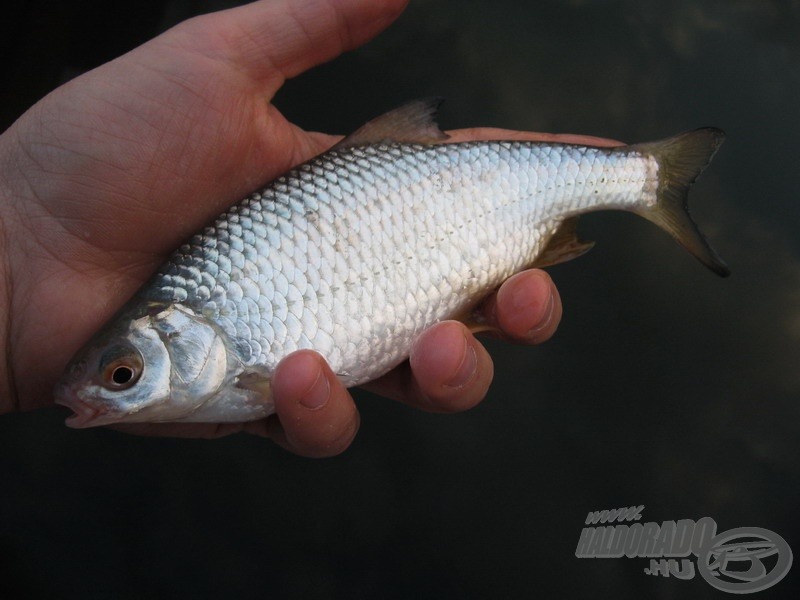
[177,0,409,94]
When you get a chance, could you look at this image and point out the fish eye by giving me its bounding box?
[98,345,143,391]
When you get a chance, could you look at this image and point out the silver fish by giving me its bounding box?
[55,99,727,427]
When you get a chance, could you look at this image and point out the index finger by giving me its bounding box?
[444,127,623,146]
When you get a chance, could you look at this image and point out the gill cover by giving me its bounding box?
[56,303,232,427]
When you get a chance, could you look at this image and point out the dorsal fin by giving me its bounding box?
[332,97,450,150]
[532,217,595,268]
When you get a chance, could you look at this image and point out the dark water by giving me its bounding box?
[2,1,799,598]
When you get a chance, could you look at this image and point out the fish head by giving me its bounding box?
[55,302,236,427]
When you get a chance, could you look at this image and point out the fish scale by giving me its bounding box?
[146,141,655,386]
[55,99,727,427]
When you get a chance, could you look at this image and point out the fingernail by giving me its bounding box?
[528,288,555,335]
[299,359,330,410]
[444,336,477,389]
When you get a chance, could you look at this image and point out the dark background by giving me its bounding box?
[2,1,799,598]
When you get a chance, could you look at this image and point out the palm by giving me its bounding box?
[2,1,599,447]
[4,14,341,413]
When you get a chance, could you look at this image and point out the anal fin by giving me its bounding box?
[532,217,595,268]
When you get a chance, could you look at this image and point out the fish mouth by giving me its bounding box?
[54,382,114,428]
[57,398,108,428]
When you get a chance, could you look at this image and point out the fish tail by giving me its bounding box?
[631,128,730,277]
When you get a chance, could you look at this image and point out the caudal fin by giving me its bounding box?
[631,128,730,277]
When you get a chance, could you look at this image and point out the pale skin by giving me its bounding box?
[0,0,618,457]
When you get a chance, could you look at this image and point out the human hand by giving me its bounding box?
[0,0,617,455]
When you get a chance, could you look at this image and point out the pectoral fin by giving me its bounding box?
[236,369,272,400]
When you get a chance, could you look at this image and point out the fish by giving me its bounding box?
[54,98,728,428]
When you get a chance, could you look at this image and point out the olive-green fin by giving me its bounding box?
[458,217,593,333]
[332,97,450,150]
[630,128,730,277]
[532,217,595,268]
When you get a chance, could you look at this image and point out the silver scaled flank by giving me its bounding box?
[151,141,653,383]
[55,98,727,426]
